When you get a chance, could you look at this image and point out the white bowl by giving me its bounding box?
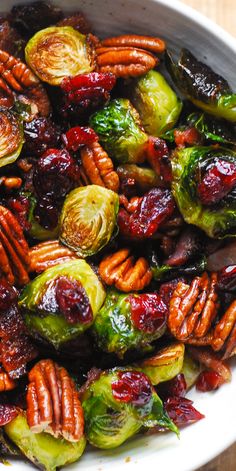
[2,1,236,470]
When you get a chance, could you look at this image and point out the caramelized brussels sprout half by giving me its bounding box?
[181,352,201,389]
[81,368,178,448]
[171,146,236,238]
[25,26,94,85]
[92,290,167,358]
[136,343,185,385]
[0,108,24,168]
[20,260,106,349]
[4,412,86,471]
[188,112,236,145]
[59,185,119,257]
[90,98,148,164]
[130,70,182,136]
[166,49,236,122]
[117,164,162,192]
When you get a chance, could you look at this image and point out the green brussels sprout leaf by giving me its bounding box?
[187,112,236,145]
[181,352,201,390]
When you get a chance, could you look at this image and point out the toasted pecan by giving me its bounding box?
[80,141,119,192]
[97,47,158,78]
[99,248,152,292]
[29,240,79,274]
[27,359,84,442]
[101,34,166,54]
[0,367,16,392]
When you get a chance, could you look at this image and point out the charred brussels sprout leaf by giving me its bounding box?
[81,369,178,448]
[59,185,119,257]
[0,108,24,168]
[130,70,182,136]
[25,26,94,85]
[171,146,236,238]
[188,113,236,145]
[166,49,236,122]
[136,343,185,385]
[4,412,86,471]
[90,98,148,163]
[92,290,167,358]
[19,260,106,348]
[151,257,207,281]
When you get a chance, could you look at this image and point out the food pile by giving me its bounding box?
[0,1,235,469]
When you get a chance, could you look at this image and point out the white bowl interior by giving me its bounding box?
[1,1,236,470]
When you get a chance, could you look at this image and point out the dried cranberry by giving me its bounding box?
[196,370,223,392]
[23,117,61,157]
[7,196,31,232]
[0,404,18,426]
[55,276,93,325]
[33,148,80,199]
[174,127,201,148]
[158,374,187,399]
[61,72,116,93]
[62,126,98,152]
[112,371,152,406]
[218,265,236,292]
[164,396,204,427]
[197,159,236,205]
[0,279,17,311]
[146,137,172,183]
[118,188,175,239]
[57,12,91,34]
[159,279,185,307]
[129,293,167,334]
[11,1,63,36]
[34,196,59,230]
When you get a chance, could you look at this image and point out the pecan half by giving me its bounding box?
[0,177,22,191]
[101,34,166,54]
[0,205,29,286]
[29,240,79,274]
[97,47,158,78]
[99,248,152,292]
[0,367,16,392]
[168,273,219,341]
[80,141,119,192]
[27,359,84,442]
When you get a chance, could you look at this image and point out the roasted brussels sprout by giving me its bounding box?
[171,146,236,238]
[151,257,207,281]
[130,70,182,136]
[90,98,148,164]
[117,164,162,192]
[136,343,185,385]
[4,412,86,471]
[81,368,178,448]
[166,49,236,122]
[92,290,167,358]
[181,352,201,389]
[0,108,24,168]
[25,26,94,85]
[187,113,236,145]
[59,185,119,257]
[20,260,106,348]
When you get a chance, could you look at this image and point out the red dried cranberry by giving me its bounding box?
[217,265,236,292]
[0,404,18,426]
[112,371,152,406]
[0,279,17,311]
[34,196,59,230]
[164,396,204,427]
[196,370,223,392]
[174,127,201,148]
[158,374,187,399]
[61,72,116,93]
[159,279,185,307]
[62,126,98,151]
[55,276,93,325]
[33,148,80,199]
[7,196,31,232]
[118,188,175,239]
[129,293,167,334]
[23,117,61,157]
[197,159,236,205]
[146,137,172,183]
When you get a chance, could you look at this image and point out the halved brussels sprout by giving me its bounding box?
[117,164,162,192]
[130,70,182,136]
[187,113,236,145]
[4,412,86,471]
[0,108,24,168]
[171,146,236,238]
[166,49,236,122]
[136,343,185,385]
[92,290,167,358]
[90,98,148,164]
[181,352,201,390]
[81,368,178,449]
[59,185,119,257]
[19,260,106,349]
[25,26,94,85]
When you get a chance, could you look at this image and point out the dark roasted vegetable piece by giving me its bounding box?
[187,113,236,145]
[4,412,86,471]
[117,164,162,192]
[166,49,236,122]
[19,260,106,349]
[0,108,24,167]
[151,257,207,281]
[25,26,95,85]
[92,289,167,357]
[90,98,148,164]
[171,146,236,238]
[130,70,182,136]
[81,368,178,448]
[11,1,63,36]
